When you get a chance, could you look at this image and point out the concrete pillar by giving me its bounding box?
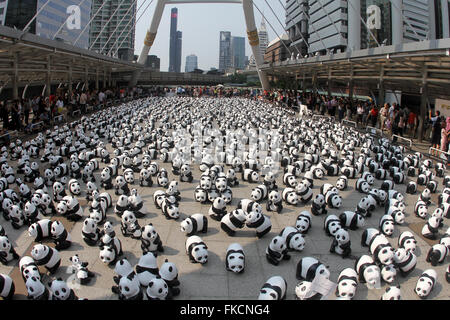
[418,84,427,143]
[103,69,107,89]
[12,53,19,100]
[349,81,354,106]
[45,56,51,97]
[96,68,99,91]
[68,64,73,95]
[391,0,403,45]
[242,0,270,91]
[378,81,385,107]
[442,0,450,38]
[348,0,361,51]
[84,66,89,92]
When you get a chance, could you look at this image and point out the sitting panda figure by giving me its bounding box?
[180,213,208,236]
[330,228,351,258]
[381,286,402,300]
[414,200,428,219]
[324,215,342,237]
[258,276,287,300]
[263,172,277,191]
[85,181,98,202]
[31,244,61,274]
[68,179,82,196]
[295,182,313,204]
[379,215,395,237]
[185,235,208,264]
[8,205,25,229]
[135,252,159,287]
[225,243,245,274]
[335,268,358,300]
[121,211,142,239]
[220,209,247,236]
[82,217,101,246]
[355,255,381,289]
[0,274,15,300]
[242,168,259,183]
[325,191,342,209]
[420,188,432,206]
[26,276,51,300]
[19,256,41,282]
[246,211,272,238]
[52,181,66,202]
[115,175,130,196]
[49,278,78,300]
[208,197,227,222]
[394,248,417,277]
[166,181,181,202]
[311,194,327,216]
[406,181,417,194]
[50,221,72,250]
[226,169,239,187]
[266,236,290,266]
[398,231,417,254]
[157,168,169,188]
[415,269,437,299]
[179,164,193,183]
[282,188,298,206]
[128,189,145,218]
[355,178,370,194]
[23,201,44,225]
[161,200,180,220]
[115,195,129,218]
[115,272,143,301]
[123,168,135,185]
[426,243,448,266]
[145,276,172,300]
[251,185,268,202]
[139,168,153,187]
[296,257,330,282]
[422,216,440,240]
[100,168,113,190]
[283,172,298,188]
[266,190,283,214]
[279,226,305,252]
[0,236,19,265]
[140,223,164,254]
[295,211,312,234]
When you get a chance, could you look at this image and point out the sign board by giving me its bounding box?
[435,98,450,117]
[367,5,381,30]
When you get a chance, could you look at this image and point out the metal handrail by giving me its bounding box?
[342,119,357,128]
[392,135,412,148]
[366,126,382,136]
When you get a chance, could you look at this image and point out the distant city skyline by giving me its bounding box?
[134,1,285,71]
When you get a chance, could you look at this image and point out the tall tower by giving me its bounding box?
[258,17,269,58]
[169,7,182,72]
[219,31,232,72]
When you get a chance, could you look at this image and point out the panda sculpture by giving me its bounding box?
[415,269,437,299]
[296,257,330,282]
[185,235,208,264]
[311,194,327,216]
[258,276,287,300]
[121,210,142,239]
[135,252,159,287]
[381,286,402,300]
[379,215,395,237]
[330,228,351,258]
[225,243,245,274]
[339,211,365,230]
[19,256,41,282]
[180,213,208,236]
[295,182,313,204]
[208,197,227,221]
[398,231,417,254]
[140,224,164,254]
[50,220,72,250]
[266,236,290,266]
[335,268,358,300]
[49,278,78,300]
[426,243,448,266]
[220,209,247,236]
[28,219,52,242]
[355,255,381,288]
[266,190,283,213]
[26,276,51,300]
[0,274,15,300]
[324,215,342,237]
[279,226,305,252]
[0,236,19,265]
[422,216,440,240]
[251,185,268,202]
[245,211,272,238]
[282,188,298,206]
[31,244,61,274]
[81,217,101,246]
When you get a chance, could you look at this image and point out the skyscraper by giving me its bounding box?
[219,31,232,72]
[185,54,198,73]
[248,17,269,68]
[89,0,136,59]
[285,0,308,56]
[169,8,182,73]
[232,36,246,70]
[4,0,92,49]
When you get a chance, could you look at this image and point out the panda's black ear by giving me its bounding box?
[57,277,63,281]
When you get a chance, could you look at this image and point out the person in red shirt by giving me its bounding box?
[407,111,416,136]
[368,105,378,127]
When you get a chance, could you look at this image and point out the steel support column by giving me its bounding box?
[12,53,18,100]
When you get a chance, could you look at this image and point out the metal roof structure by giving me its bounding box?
[261,38,450,101]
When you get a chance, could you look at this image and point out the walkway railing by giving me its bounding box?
[429,147,450,163]
[392,135,412,148]
[312,115,335,122]
[342,119,357,128]
[366,126,382,136]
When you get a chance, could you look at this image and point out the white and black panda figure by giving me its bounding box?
[415,269,437,299]
[0,235,19,265]
[31,244,61,274]
[49,278,78,300]
[245,211,272,238]
[220,209,247,236]
[115,175,130,196]
[339,211,365,230]
[379,215,395,237]
[368,233,395,266]
[25,276,51,300]
[237,199,262,215]
[100,168,113,190]
[81,217,101,247]
[417,173,429,186]
[161,200,180,220]
[335,175,348,191]
[114,195,129,218]
[398,231,417,254]
[28,219,52,242]
[8,205,25,229]
[341,166,357,179]
[50,220,72,250]
[446,265,450,284]
[23,201,44,225]
[140,223,164,254]
[185,235,208,264]
[266,190,283,213]
[325,190,342,209]
[311,194,327,216]
[180,213,208,236]
[68,179,82,196]
[139,168,153,187]
[121,210,142,239]
[283,172,298,188]
[335,268,358,300]
[115,272,143,301]
[380,264,397,284]
[128,189,145,218]
[381,286,402,300]
[19,183,32,202]
[295,182,313,204]
[419,188,432,206]
[166,181,181,202]
[355,255,381,289]
[242,168,259,183]
[19,256,41,282]
[59,196,83,222]
[52,181,66,202]
[421,216,440,240]
[226,169,239,187]
[258,276,287,300]
[135,252,159,287]
[282,188,298,206]
[225,243,245,274]
[295,211,312,234]
[414,200,428,219]
[0,274,15,300]
[330,228,351,258]
[406,181,417,194]
[393,172,405,184]
[99,229,123,266]
[380,180,394,192]
[251,185,268,202]
[355,178,370,194]
[324,215,342,237]
[179,164,194,183]
[145,276,172,300]
[279,226,305,252]
[159,259,180,296]
[263,171,277,191]
[296,257,330,282]
[85,181,98,202]
[220,187,233,205]
[426,243,448,266]
[393,248,417,277]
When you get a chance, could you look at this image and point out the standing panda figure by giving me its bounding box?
[161,200,180,220]
[140,223,164,254]
[324,215,342,237]
[330,228,351,258]
[180,213,208,236]
[245,211,272,238]
[28,219,52,242]
[355,178,370,193]
[266,236,290,266]
[263,172,277,191]
[121,211,142,239]
[0,274,15,300]
[220,209,247,236]
[339,211,365,230]
[225,243,245,274]
[415,269,437,299]
[115,175,130,196]
[26,276,51,300]
[279,226,305,252]
[426,243,448,266]
[311,194,327,216]
[422,216,440,240]
[296,257,330,282]
[393,248,417,277]
[355,255,381,289]
[258,276,287,300]
[81,217,101,246]
[208,197,227,221]
[50,220,72,250]
[335,268,358,300]
[185,235,208,264]
[31,244,61,274]
[49,278,78,300]
[159,259,180,296]
[266,190,283,213]
[0,236,19,265]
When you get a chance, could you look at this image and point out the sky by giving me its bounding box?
[134,0,286,71]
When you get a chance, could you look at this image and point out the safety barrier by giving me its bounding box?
[312,115,335,122]
[30,121,44,132]
[53,115,64,123]
[429,147,450,163]
[86,105,94,112]
[366,126,382,136]
[391,135,412,148]
[342,119,357,128]
[72,110,81,117]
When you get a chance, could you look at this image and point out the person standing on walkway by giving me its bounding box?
[23,98,31,126]
[441,119,448,153]
[80,91,87,114]
[431,116,442,156]
[356,104,364,127]
[0,101,9,131]
[379,103,389,131]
